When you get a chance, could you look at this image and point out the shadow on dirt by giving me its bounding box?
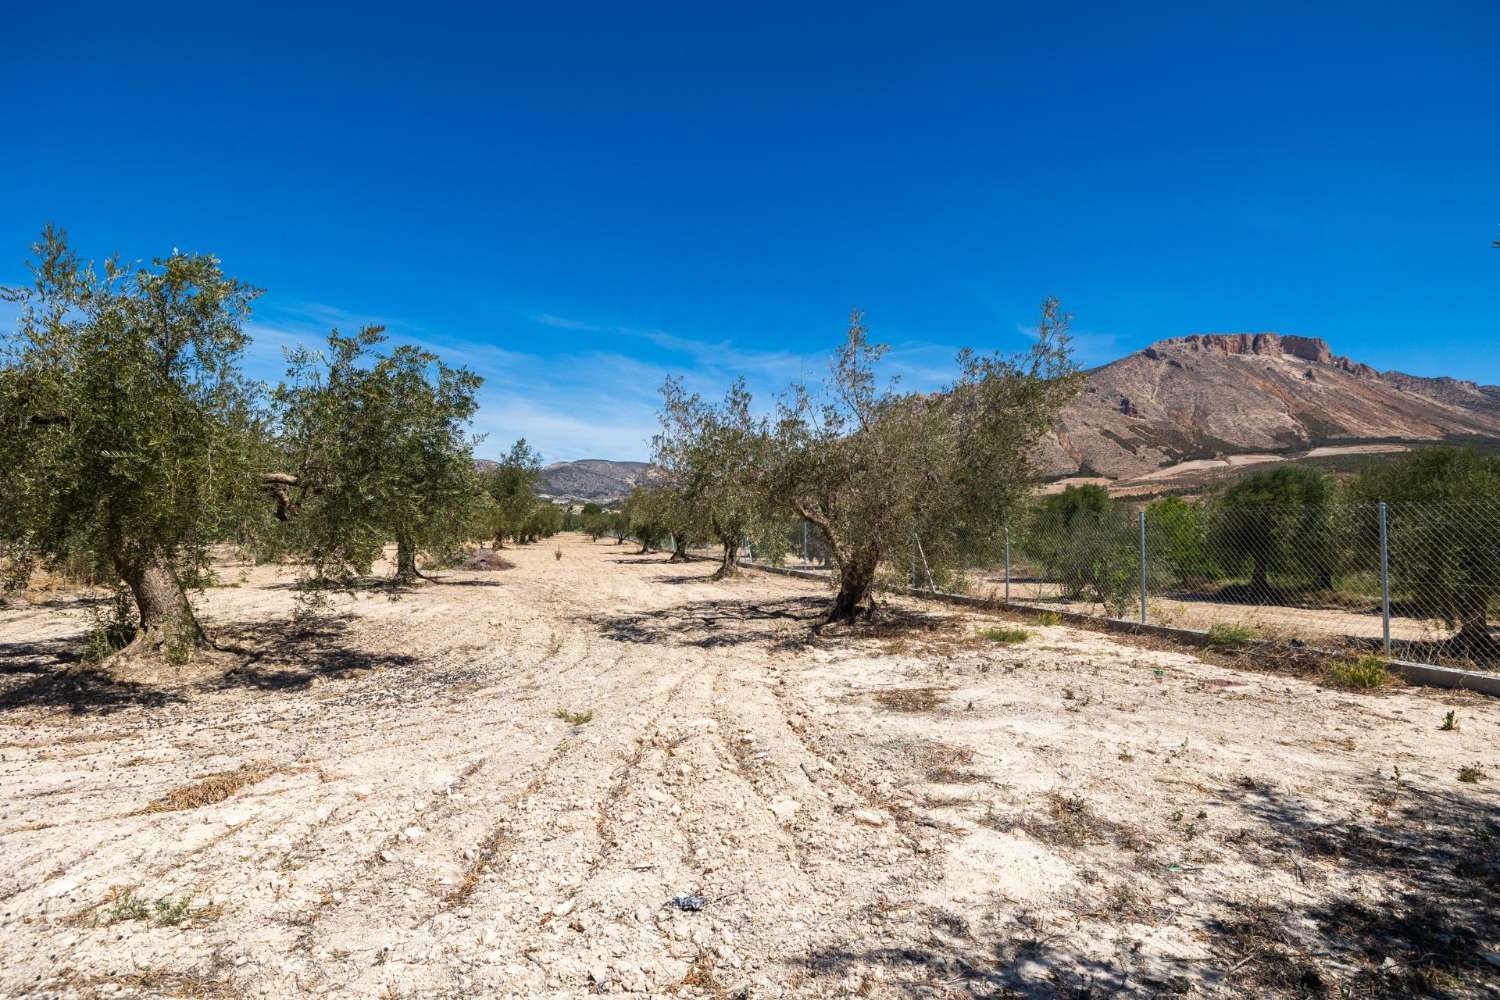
[213,615,419,690]
[798,771,1500,997]
[591,596,829,648]
[0,659,182,715]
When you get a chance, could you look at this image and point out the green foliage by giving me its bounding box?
[1325,653,1396,690]
[771,301,1082,620]
[654,377,777,575]
[1346,446,1500,649]
[1145,496,1217,588]
[270,327,481,588]
[978,625,1030,643]
[479,439,544,545]
[1205,622,1256,649]
[1023,486,1136,613]
[0,227,265,649]
[1207,465,1337,592]
[1440,710,1458,732]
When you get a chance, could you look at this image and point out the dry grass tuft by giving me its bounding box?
[144,762,275,814]
[994,791,1147,853]
[874,687,946,713]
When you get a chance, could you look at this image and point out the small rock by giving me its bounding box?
[553,898,576,917]
[670,894,707,912]
[769,797,799,822]
[852,809,886,827]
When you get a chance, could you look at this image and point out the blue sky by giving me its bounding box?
[3,2,1497,462]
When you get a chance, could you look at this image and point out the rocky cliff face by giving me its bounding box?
[1036,334,1500,480]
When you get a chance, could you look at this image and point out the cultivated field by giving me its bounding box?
[2,535,1498,998]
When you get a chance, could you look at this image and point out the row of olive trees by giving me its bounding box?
[633,301,1085,623]
[1023,454,1500,653]
[0,229,494,662]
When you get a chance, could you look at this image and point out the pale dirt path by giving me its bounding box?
[1,535,1498,998]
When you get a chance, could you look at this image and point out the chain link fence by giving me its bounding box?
[733,500,1500,671]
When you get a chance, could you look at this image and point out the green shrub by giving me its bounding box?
[1325,653,1396,690]
[1205,622,1256,649]
[978,626,1030,643]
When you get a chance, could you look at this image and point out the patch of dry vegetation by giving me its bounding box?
[144,762,275,814]
[874,686,947,713]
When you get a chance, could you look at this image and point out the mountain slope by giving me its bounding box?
[538,459,651,502]
[1036,333,1500,481]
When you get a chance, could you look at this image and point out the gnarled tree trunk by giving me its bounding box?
[710,538,739,580]
[395,535,419,585]
[827,548,880,624]
[116,555,205,658]
[669,537,690,563]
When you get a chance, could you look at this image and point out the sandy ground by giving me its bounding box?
[2,535,1498,999]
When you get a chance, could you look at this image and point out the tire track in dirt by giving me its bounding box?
[270,637,698,996]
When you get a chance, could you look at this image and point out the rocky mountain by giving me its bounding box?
[1036,333,1500,483]
[538,459,652,502]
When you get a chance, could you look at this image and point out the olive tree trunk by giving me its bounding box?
[117,555,205,656]
[710,538,739,580]
[1449,591,1498,658]
[669,537,690,563]
[395,535,419,584]
[826,543,881,624]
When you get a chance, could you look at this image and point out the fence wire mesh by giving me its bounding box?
[735,500,1500,671]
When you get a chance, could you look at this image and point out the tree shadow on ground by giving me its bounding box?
[798,771,1500,998]
[213,615,419,690]
[0,655,181,715]
[589,596,830,648]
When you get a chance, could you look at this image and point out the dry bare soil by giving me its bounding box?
[2,535,1498,999]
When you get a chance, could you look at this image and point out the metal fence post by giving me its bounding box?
[1379,501,1391,657]
[1004,526,1011,605]
[1138,510,1148,625]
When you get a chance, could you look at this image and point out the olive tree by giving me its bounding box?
[653,377,772,579]
[1207,465,1336,593]
[480,439,544,547]
[1347,446,1500,655]
[773,302,1082,623]
[1022,485,1136,611]
[0,228,266,658]
[268,327,481,587]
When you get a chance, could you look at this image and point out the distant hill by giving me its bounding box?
[538,459,652,502]
[1035,333,1500,491]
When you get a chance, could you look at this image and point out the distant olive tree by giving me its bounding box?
[1347,446,1500,656]
[0,228,266,660]
[653,377,774,579]
[1207,465,1336,593]
[268,327,481,587]
[773,302,1082,623]
[480,439,544,547]
[1022,485,1136,612]
[1144,495,1217,588]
